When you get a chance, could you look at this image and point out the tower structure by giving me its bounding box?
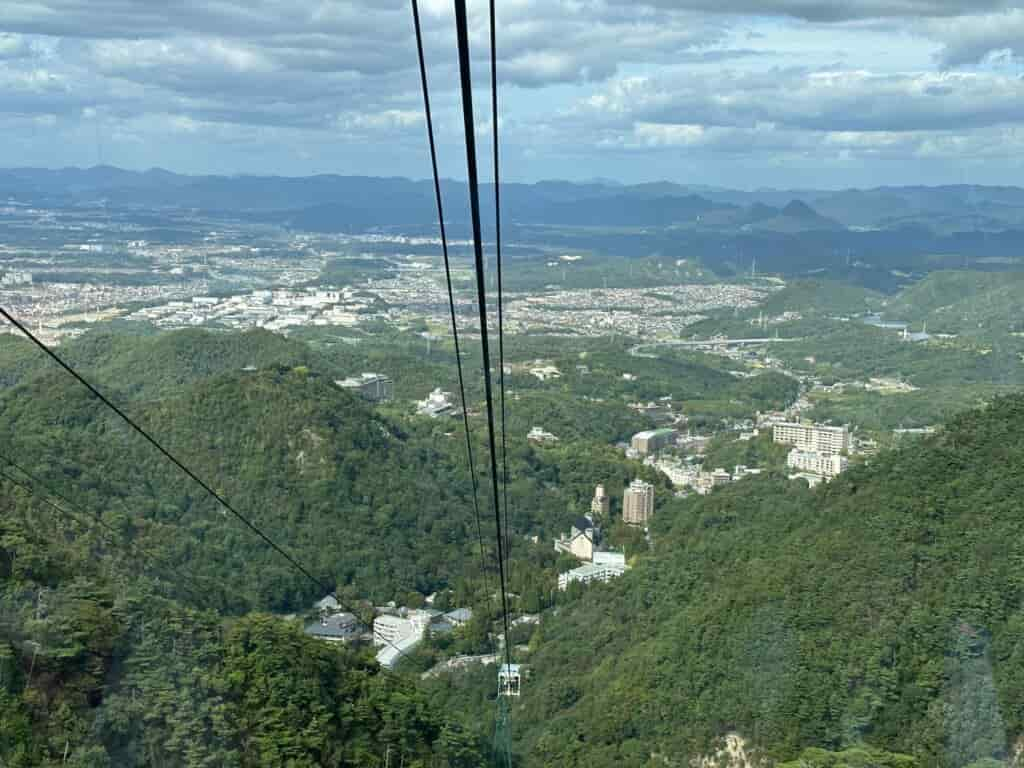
[590,484,609,518]
[622,478,654,526]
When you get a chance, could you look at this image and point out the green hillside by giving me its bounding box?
[0,328,683,614]
[0,327,338,398]
[0,326,684,766]
[0,492,481,766]
[7,322,1024,766]
[758,279,882,317]
[1,363,499,610]
[886,271,1024,337]
[481,394,1024,767]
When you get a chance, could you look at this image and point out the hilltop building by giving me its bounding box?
[416,388,455,418]
[336,372,393,402]
[590,484,610,518]
[623,478,654,526]
[373,608,447,669]
[554,516,597,561]
[786,449,848,479]
[304,612,359,643]
[630,428,677,455]
[558,551,629,590]
[772,422,850,455]
[373,609,439,647]
[527,426,559,444]
[692,467,733,495]
[652,457,694,488]
[893,426,937,441]
[529,361,561,381]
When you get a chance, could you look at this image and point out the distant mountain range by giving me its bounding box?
[3,165,1024,235]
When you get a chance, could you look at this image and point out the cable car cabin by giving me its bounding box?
[498,663,521,697]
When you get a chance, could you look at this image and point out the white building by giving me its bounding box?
[375,633,426,669]
[786,449,848,479]
[337,372,393,402]
[527,426,559,444]
[373,609,439,647]
[654,459,696,488]
[416,388,454,418]
[529,362,561,381]
[315,595,341,614]
[692,467,733,496]
[732,465,763,481]
[373,614,413,648]
[772,422,850,455]
[373,609,443,668]
[558,551,628,590]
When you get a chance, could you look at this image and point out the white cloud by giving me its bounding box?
[619,0,1013,22]
[0,0,1022,185]
[633,122,707,146]
[570,67,1024,133]
[927,9,1024,66]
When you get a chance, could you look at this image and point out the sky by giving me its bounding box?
[2,0,1024,188]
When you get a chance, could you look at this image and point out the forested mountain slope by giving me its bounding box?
[0,361,489,611]
[506,395,1024,768]
[0,490,481,766]
[0,328,338,397]
[0,329,508,765]
[885,271,1024,337]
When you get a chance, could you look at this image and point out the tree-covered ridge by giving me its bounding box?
[1,361,491,610]
[0,327,339,399]
[0,497,481,767]
[884,271,1024,338]
[758,279,883,317]
[8,320,1024,767]
[0,322,683,765]
[0,326,675,610]
[0,353,494,765]
[500,394,1024,768]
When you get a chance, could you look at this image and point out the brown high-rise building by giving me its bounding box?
[622,479,654,526]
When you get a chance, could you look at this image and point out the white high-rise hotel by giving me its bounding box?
[772,423,850,455]
[786,449,848,478]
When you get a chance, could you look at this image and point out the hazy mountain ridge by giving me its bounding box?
[5,166,1024,234]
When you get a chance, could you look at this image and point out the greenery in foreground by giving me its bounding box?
[4,292,1024,766]
[0,326,678,765]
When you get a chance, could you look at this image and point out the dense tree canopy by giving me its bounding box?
[467,395,1024,768]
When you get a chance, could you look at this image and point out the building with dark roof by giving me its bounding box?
[304,612,359,643]
[554,516,597,561]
